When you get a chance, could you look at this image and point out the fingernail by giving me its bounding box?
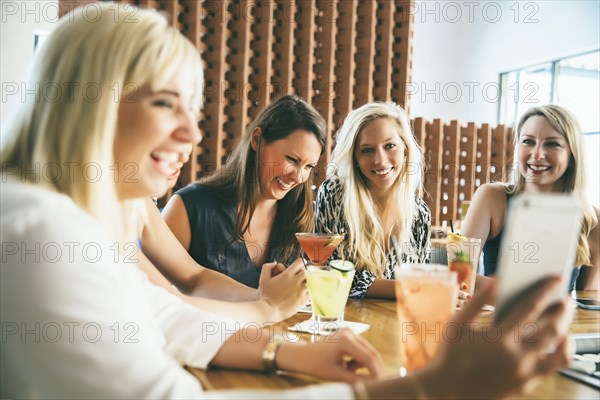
[461,283,467,290]
[466,295,472,300]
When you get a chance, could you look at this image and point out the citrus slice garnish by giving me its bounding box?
[325,234,343,248]
[328,260,355,272]
[446,232,465,242]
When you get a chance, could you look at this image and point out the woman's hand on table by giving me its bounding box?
[419,277,572,399]
[277,328,385,382]
[258,259,308,321]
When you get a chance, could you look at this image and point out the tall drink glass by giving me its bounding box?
[305,265,355,332]
[394,264,458,375]
[446,233,481,295]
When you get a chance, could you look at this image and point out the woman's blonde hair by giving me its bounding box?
[201,95,326,263]
[1,2,203,243]
[508,105,597,266]
[328,102,423,276]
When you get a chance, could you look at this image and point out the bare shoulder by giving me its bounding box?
[161,194,192,250]
[471,183,509,210]
[474,182,508,199]
[163,193,186,216]
[463,183,510,240]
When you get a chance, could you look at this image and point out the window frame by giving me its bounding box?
[498,49,600,127]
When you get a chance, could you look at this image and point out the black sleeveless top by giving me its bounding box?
[482,230,504,276]
[481,192,512,276]
[482,192,581,290]
[176,183,283,288]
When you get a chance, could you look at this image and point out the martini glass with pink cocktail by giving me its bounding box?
[295,232,344,267]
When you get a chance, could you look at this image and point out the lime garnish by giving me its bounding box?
[328,260,355,272]
[454,250,470,263]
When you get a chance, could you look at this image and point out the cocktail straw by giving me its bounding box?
[450,220,455,234]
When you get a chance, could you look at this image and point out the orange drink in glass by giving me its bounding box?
[446,233,481,295]
[394,264,458,374]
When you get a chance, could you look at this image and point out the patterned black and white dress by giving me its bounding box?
[315,176,432,298]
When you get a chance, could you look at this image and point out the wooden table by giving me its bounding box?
[189,291,600,398]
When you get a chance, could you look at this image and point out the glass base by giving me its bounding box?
[315,314,342,332]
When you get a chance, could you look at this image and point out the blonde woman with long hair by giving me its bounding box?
[462,105,599,290]
[315,102,431,298]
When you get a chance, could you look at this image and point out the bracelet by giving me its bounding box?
[262,334,284,373]
[409,374,428,400]
[353,381,370,400]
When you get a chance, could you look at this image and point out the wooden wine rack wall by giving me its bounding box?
[413,119,514,227]
[61,0,416,185]
[59,0,514,226]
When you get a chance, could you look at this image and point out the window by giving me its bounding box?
[555,52,600,133]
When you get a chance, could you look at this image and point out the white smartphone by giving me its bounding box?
[495,194,583,318]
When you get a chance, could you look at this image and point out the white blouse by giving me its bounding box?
[0,180,352,399]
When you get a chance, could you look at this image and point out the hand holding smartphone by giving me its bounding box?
[495,194,583,319]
